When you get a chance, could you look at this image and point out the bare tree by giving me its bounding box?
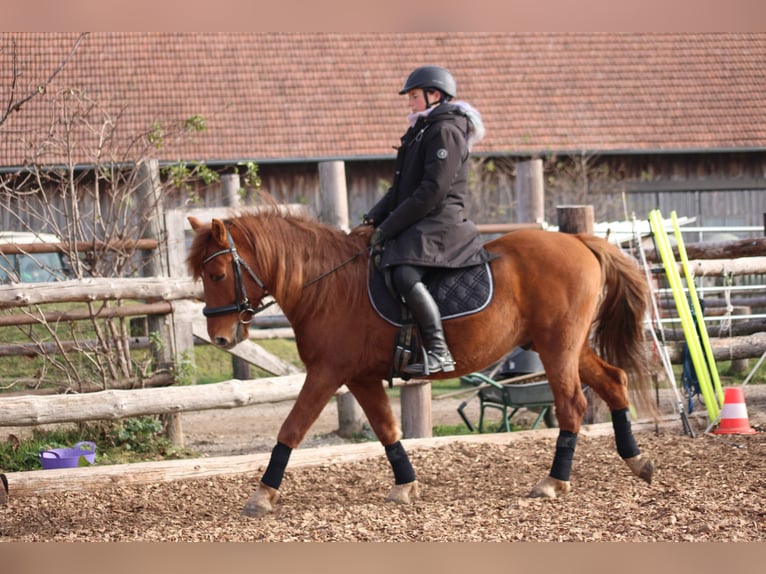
[1,32,88,128]
[0,37,231,394]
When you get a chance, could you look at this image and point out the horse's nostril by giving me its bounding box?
[214,336,230,348]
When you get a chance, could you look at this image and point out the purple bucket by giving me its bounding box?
[39,441,97,470]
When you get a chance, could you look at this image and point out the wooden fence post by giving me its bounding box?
[318,161,365,437]
[556,204,604,424]
[221,173,251,380]
[515,159,545,224]
[318,161,350,232]
[727,307,751,374]
[137,159,185,446]
[557,204,594,235]
[164,209,196,367]
[401,381,432,439]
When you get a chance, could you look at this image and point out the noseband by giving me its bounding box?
[201,225,275,323]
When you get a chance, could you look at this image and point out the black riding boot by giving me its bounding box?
[401,282,455,375]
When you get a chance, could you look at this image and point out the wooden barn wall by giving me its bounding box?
[252,152,766,234]
[1,152,764,239]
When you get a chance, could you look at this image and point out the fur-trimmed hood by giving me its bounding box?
[452,100,485,149]
[408,101,485,150]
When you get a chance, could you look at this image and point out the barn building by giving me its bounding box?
[2,32,765,237]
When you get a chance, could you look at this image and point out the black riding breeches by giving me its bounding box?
[390,264,430,297]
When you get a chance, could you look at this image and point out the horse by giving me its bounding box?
[187,205,657,517]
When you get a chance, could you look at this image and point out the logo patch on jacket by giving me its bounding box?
[436,148,448,159]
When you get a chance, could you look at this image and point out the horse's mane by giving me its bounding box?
[188,202,373,320]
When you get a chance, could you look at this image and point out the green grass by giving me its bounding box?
[432,423,475,436]
[192,338,303,384]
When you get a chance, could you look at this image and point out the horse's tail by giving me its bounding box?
[579,235,656,411]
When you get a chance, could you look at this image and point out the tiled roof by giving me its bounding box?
[2,32,765,168]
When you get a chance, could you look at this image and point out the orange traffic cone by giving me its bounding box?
[713,387,757,435]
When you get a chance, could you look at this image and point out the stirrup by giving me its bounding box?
[403,350,456,376]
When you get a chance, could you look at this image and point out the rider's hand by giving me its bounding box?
[370,229,386,269]
[370,228,386,246]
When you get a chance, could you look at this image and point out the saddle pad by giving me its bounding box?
[368,261,494,327]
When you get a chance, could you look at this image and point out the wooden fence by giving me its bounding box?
[2,160,765,453]
[0,159,477,446]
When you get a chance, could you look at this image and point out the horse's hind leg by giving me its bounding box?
[579,349,655,484]
[346,380,419,504]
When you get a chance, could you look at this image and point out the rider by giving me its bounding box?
[364,65,494,376]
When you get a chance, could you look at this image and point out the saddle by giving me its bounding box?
[367,261,494,380]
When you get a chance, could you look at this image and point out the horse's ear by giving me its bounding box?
[188,216,202,232]
[210,219,230,248]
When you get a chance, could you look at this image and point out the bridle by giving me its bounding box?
[200,225,275,324]
[200,222,369,323]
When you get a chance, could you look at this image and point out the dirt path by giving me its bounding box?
[179,384,766,457]
[2,384,764,542]
[179,389,488,456]
[2,422,764,541]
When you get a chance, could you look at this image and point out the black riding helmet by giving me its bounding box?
[399,65,456,106]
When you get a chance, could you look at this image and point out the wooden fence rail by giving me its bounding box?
[2,191,765,449]
[0,374,430,428]
[0,276,201,308]
[0,374,308,426]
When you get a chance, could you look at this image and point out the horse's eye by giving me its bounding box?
[210,273,225,282]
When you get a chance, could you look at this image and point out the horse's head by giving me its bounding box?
[187,216,271,349]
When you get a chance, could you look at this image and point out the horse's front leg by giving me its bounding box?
[242,372,340,518]
[346,379,419,504]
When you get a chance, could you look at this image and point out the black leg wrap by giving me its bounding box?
[385,441,416,485]
[261,442,292,490]
[550,430,578,481]
[612,408,640,459]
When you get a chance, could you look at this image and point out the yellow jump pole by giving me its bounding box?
[671,211,725,408]
[649,210,719,421]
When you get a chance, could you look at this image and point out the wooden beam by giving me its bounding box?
[0,302,172,326]
[684,256,766,277]
[0,374,309,427]
[0,375,425,423]
[639,236,766,263]
[3,419,668,498]
[0,373,175,396]
[0,277,202,308]
[191,323,301,376]
[660,331,766,363]
[0,239,159,255]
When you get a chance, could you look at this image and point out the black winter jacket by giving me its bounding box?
[366,102,493,269]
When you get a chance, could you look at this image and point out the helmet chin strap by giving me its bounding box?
[424,88,440,109]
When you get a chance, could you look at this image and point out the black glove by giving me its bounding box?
[370,228,386,247]
[370,228,386,269]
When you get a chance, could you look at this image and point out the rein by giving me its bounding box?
[201,223,368,322]
[302,246,368,289]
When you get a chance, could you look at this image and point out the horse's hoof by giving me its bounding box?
[385,480,419,504]
[529,476,571,499]
[625,455,655,484]
[241,483,280,518]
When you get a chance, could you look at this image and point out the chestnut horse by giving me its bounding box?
[187,206,656,517]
